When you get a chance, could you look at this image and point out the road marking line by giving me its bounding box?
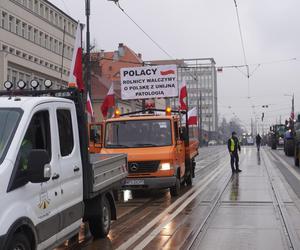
[269,150,300,182]
[115,161,227,250]
[133,166,227,250]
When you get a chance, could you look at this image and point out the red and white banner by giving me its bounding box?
[120,64,178,100]
[69,22,84,91]
[179,81,187,110]
[101,83,115,118]
[188,107,198,125]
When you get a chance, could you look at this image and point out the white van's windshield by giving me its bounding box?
[0,108,22,163]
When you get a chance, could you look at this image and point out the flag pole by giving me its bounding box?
[85,0,91,97]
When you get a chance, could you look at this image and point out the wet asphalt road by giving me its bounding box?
[56,146,300,250]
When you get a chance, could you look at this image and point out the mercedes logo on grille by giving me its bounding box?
[130,163,139,172]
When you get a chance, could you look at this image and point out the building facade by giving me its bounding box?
[149,58,218,141]
[90,43,165,121]
[0,0,77,89]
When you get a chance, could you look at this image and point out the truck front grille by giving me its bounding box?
[128,161,160,173]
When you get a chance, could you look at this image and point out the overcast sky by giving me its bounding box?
[51,0,300,132]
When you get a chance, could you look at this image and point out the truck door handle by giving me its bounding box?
[73,166,80,172]
[52,174,60,180]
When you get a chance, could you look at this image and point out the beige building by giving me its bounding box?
[0,0,77,90]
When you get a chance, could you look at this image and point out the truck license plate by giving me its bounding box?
[125,179,144,185]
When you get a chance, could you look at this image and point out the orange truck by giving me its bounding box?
[95,108,199,197]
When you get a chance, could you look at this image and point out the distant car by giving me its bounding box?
[208,140,217,146]
[246,136,254,145]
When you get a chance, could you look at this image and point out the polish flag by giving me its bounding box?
[188,107,197,125]
[101,83,115,118]
[69,22,84,91]
[86,91,94,117]
[179,81,187,110]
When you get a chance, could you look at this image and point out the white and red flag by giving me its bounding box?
[188,107,198,125]
[179,81,187,110]
[69,23,94,117]
[86,92,94,117]
[69,22,84,91]
[101,83,115,118]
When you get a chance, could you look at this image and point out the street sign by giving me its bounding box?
[120,64,178,100]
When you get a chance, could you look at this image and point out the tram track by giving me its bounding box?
[186,149,300,250]
[263,150,300,250]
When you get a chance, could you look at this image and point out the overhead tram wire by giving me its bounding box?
[110,0,173,59]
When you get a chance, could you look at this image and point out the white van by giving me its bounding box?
[0,87,127,250]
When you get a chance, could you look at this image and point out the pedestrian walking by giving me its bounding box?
[228,131,242,174]
[256,133,262,151]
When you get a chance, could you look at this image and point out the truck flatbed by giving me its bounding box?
[90,153,127,193]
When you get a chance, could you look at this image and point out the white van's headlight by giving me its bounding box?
[160,163,172,170]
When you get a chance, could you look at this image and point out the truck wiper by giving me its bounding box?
[106,144,130,148]
[132,143,159,147]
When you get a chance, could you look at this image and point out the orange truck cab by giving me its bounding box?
[100,109,199,196]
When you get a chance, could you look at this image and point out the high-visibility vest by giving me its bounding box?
[230,138,235,152]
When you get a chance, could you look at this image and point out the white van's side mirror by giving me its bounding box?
[27,150,51,183]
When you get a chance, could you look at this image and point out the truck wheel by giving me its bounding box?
[89,196,111,238]
[185,172,192,186]
[286,140,294,157]
[170,175,180,197]
[295,144,299,166]
[8,233,31,250]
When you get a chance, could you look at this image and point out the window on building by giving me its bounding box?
[27,26,32,41]
[45,34,48,48]
[50,10,54,23]
[1,12,8,29]
[28,0,33,10]
[12,70,17,84]
[34,29,38,43]
[9,16,14,32]
[49,37,53,51]
[54,39,57,53]
[55,13,58,26]
[34,0,39,13]
[57,109,74,156]
[45,7,49,20]
[22,22,27,38]
[7,68,11,81]
[40,4,44,16]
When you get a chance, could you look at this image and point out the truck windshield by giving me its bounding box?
[0,108,22,164]
[105,120,172,148]
[276,125,286,135]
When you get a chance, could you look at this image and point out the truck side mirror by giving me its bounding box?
[27,149,51,183]
[180,127,188,141]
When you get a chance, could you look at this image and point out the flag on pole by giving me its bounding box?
[69,22,84,91]
[188,107,197,125]
[101,83,115,118]
[86,91,94,116]
[179,81,187,110]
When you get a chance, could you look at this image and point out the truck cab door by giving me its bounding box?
[54,105,83,240]
[174,121,185,178]
[7,105,62,248]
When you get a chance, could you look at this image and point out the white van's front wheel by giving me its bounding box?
[9,233,31,250]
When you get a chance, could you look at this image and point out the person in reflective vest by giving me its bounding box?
[227,131,242,173]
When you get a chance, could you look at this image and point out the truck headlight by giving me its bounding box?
[160,163,172,171]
